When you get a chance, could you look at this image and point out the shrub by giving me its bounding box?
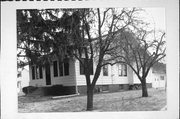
[22,86,37,94]
[129,84,142,90]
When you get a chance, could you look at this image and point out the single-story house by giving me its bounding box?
[28,56,165,95]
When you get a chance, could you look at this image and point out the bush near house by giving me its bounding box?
[22,85,76,96]
[22,86,38,95]
[129,84,142,90]
[129,83,152,90]
[43,85,76,96]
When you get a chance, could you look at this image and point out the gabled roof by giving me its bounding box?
[152,62,166,74]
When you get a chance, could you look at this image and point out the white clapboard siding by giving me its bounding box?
[133,69,153,84]
[53,76,76,86]
[51,59,76,86]
[29,79,46,87]
[152,73,166,88]
[99,64,112,85]
[29,58,77,87]
[127,66,134,84]
[75,59,107,86]
[146,69,153,83]
[104,64,129,84]
[75,59,89,85]
[29,57,155,87]
[75,60,130,86]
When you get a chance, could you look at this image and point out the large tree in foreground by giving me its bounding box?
[107,30,166,97]
[17,8,146,110]
[64,8,146,110]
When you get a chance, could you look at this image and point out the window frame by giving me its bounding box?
[56,60,70,77]
[64,61,69,76]
[59,61,64,76]
[32,65,43,80]
[103,65,108,76]
[32,66,35,80]
[39,66,43,79]
[53,61,58,77]
[118,63,127,77]
[36,66,40,79]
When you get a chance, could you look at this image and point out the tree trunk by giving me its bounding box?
[86,86,94,111]
[141,79,148,97]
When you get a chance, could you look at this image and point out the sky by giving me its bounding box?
[142,8,166,31]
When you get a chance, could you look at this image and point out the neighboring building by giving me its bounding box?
[151,63,166,88]
[17,66,30,93]
[28,57,164,94]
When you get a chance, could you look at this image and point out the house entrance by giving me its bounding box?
[45,63,51,85]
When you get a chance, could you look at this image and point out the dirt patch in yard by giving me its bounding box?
[18,88,166,112]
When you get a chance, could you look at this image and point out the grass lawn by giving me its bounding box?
[18,88,166,112]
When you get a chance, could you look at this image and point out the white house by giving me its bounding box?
[151,63,166,88]
[17,66,30,93]
[27,56,163,95]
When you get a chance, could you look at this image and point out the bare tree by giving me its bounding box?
[106,29,166,97]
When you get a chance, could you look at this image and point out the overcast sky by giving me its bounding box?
[143,8,166,31]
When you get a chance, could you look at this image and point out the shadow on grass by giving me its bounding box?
[18,91,153,104]
[18,95,52,103]
[18,89,166,112]
[18,94,85,103]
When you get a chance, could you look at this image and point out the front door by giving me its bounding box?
[45,63,51,85]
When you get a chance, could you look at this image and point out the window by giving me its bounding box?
[118,64,127,76]
[52,60,70,77]
[53,61,58,77]
[32,65,43,80]
[57,60,69,76]
[123,64,127,76]
[118,64,122,76]
[32,66,35,80]
[59,62,64,76]
[160,76,164,80]
[39,66,43,79]
[64,61,69,76]
[36,66,40,79]
[103,65,108,76]
[80,59,85,75]
[80,58,93,75]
